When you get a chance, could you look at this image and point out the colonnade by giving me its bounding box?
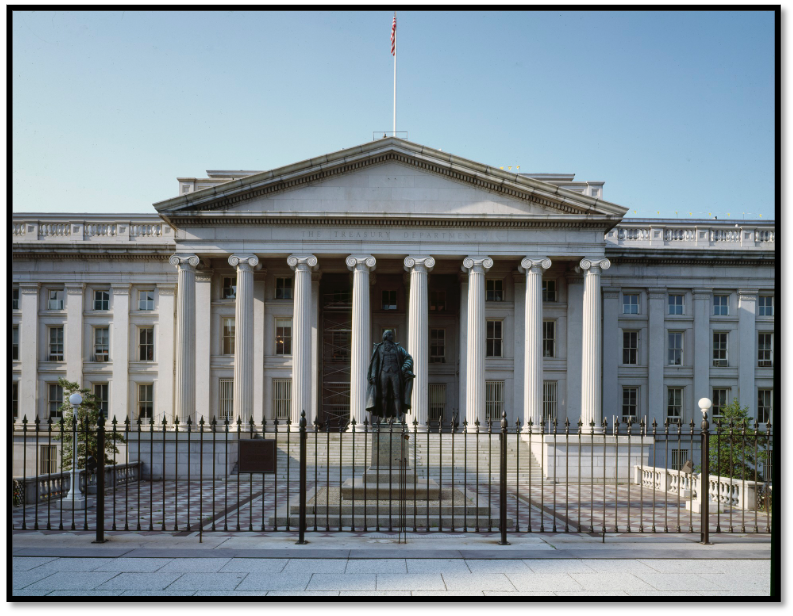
[170,253,610,429]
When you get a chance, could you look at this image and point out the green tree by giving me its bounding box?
[53,378,125,470]
[700,398,770,481]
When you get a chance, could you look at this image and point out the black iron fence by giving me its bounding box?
[11,412,772,544]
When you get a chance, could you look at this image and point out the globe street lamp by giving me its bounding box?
[63,393,85,509]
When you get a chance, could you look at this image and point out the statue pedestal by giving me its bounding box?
[270,431,514,529]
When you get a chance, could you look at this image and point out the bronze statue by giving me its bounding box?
[365,330,414,420]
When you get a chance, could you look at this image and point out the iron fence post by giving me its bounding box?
[701,409,710,545]
[93,418,107,543]
[297,411,308,544]
[499,411,509,545]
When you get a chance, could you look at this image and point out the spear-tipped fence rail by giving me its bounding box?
[12,412,772,542]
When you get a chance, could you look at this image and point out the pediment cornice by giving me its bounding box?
[153,139,628,220]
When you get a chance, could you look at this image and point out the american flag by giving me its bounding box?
[391,13,396,56]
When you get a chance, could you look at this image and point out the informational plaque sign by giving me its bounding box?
[238,440,277,473]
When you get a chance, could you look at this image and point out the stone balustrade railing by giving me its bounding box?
[12,461,141,506]
[11,218,173,243]
[607,222,775,250]
[633,465,764,510]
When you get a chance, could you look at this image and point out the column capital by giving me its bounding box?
[64,283,86,295]
[518,257,551,273]
[170,254,200,268]
[404,256,435,273]
[19,282,41,295]
[157,284,177,296]
[461,256,493,273]
[648,287,667,300]
[288,254,318,271]
[346,255,376,271]
[110,283,131,295]
[693,288,713,298]
[229,254,260,270]
[738,289,758,302]
[579,257,611,272]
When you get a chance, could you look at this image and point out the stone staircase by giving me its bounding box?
[234,433,549,485]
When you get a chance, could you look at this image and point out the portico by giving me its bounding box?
[153,138,627,432]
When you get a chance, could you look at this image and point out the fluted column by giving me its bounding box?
[170,254,199,424]
[404,256,435,428]
[229,255,259,423]
[519,257,551,427]
[288,255,318,425]
[347,255,376,425]
[462,256,493,425]
[580,257,610,430]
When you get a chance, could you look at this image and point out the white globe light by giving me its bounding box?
[69,393,83,406]
[698,398,712,413]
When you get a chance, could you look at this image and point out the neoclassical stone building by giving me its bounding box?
[11,138,776,437]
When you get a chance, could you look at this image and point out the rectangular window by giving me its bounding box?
[48,383,64,418]
[668,294,684,315]
[273,378,291,420]
[275,318,292,355]
[219,378,234,421]
[138,327,154,361]
[40,445,58,474]
[12,287,19,310]
[712,332,728,367]
[671,449,689,471]
[222,318,235,355]
[93,290,110,311]
[48,327,64,361]
[12,382,18,420]
[758,296,773,317]
[138,290,154,311]
[222,276,237,300]
[382,290,397,310]
[94,384,109,419]
[430,329,445,363]
[757,389,773,424]
[48,289,64,310]
[138,384,153,419]
[428,383,446,422]
[623,293,639,314]
[667,387,683,424]
[542,280,557,303]
[713,294,729,316]
[543,381,558,424]
[275,277,293,300]
[543,321,556,358]
[94,327,109,362]
[486,319,503,357]
[622,387,638,422]
[668,331,684,366]
[758,333,773,367]
[12,326,19,361]
[429,290,446,312]
[622,331,638,365]
[486,279,503,302]
[485,380,504,423]
[711,388,729,418]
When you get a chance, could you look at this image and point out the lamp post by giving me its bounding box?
[698,397,712,544]
[63,393,85,509]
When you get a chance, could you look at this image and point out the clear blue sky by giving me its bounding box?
[12,9,776,219]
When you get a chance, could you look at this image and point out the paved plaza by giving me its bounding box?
[11,530,772,598]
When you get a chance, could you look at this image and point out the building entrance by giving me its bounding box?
[320,274,353,428]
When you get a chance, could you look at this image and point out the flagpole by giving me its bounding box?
[393,11,397,136]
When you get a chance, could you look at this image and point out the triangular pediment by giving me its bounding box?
[154,138,628,223]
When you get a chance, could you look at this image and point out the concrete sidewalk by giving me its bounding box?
[11,531,772,598]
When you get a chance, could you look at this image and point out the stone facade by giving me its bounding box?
[11,139,775,446]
